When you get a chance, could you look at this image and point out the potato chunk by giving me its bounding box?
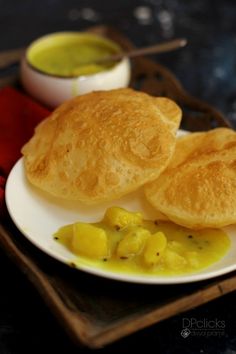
[163,249,187,270]
[54,224,73,238]
[116,226,150,258]
[72,223,108,259]
[185,251,199,268]
[168,240,185,254]
[104,207,143,229]
[143,231,167,266]
[53,224,73,247]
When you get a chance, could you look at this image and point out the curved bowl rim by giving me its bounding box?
[24,31,128,80]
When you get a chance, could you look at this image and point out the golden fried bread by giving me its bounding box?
[155,97,182,129]
[22,88,181,203]
[145,128,236,229]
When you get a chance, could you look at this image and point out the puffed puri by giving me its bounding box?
[145,128,236,229]
[22,88,181,203]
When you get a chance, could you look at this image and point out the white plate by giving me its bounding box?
[5,157,236,284]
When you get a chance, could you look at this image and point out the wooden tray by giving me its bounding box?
[0,25,235,349]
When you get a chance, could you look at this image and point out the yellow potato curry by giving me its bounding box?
[54,207,230,276]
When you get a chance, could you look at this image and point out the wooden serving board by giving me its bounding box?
[0,25,235,349]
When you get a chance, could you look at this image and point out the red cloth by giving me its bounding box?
[0,87,50,218]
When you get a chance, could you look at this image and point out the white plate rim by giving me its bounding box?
[5,154,236,285]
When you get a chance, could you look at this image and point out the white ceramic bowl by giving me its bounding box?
[20,32,131,108]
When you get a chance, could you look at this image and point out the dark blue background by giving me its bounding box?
[0,1,236,353]
[1,0,236,126]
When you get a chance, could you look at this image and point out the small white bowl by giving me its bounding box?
[20,32,131,108]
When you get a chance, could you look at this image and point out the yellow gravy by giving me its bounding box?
[28,33,120,77]
[54,207,230,276]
